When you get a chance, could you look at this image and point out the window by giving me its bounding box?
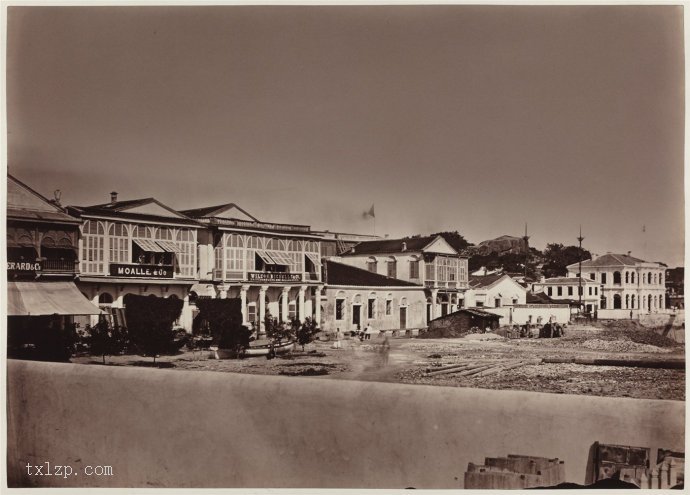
[594,287,598,295]
[288,302,297,320]
[367,257,377,273]
[631,272,635,284]
[613,294,622,309]
[368,296,376,319]
[387,258,397,278]
[386,299,392,315]
[613,271,621,284]
[578,286,583,296]
[557,287,563,296]
[647,273,652,284]
[81,220,105,274]
[625,294,630,308]
[476,301,484,307]
[601,273,607,284]
[335,298,345,320]
[224,234,244,279]
[495,298,502,308]
[247,304,256,323]
[176,229,196,277]
[409,260,420,279]
[568,286,573,296]
[625,272,629,284]
[589,273,595,280]
[547,287,553,296]
[108,223,130,264]
[600,295,607,309]
[588,286,593,296]
[631,295,636,309]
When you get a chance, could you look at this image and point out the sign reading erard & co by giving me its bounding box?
[8,260,42,275]
[109,263,173,279]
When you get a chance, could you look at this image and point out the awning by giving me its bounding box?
[190,283,217,298]
[8,281,102,316]
[133,239,165,253]
[268,251,293,266]
[256,250,276,265]
[156,240,180,253]
[305,253,321,265]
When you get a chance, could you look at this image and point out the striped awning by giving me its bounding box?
[134,239,165,253]
[256,250,276,265]
[156,240,180,253]
[268,251,293,266]
[305,252,321,265]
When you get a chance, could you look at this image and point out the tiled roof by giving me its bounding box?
[343,235,438,255]
[526,292,556,304]
[459,308,502,319]
[570,253,647,268]
[7,174,81,224]
[324,260,422,287]
[86,198,156,211]
[468,273,508,289]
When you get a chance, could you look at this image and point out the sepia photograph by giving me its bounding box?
[3,1,686,491]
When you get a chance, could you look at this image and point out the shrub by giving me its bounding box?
[194,298,249,356]
[295,316,321,351]
[265,312,294,344]
[124,294,183,363]
[87,318,127,364]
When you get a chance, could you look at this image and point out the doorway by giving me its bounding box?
[400,307,407,330]
[352,304,361,329]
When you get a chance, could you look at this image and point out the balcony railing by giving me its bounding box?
[41,259,79,274]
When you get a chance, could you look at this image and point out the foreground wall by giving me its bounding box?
[7,360,684,488]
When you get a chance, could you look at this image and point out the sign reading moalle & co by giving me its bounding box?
[248,272,302,283]
[109,263,173,279]
[8,260,42,276]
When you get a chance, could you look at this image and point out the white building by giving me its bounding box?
[566,253,666,318]
[531,276,600,315]
[465,274,527,308]
[336,235,469,322]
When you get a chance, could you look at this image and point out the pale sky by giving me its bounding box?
[6,5,685,266]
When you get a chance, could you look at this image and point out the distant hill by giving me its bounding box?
[473,235,528,256]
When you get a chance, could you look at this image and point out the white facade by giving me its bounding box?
[531,277,600,313]
[465,274,527,309]
[566,253,666,318]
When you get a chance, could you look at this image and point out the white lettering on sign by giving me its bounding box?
[8,261,42,271]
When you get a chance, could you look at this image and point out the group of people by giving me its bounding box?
[330,324,376,349]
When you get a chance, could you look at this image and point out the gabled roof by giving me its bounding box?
[567,253,647,269]
[69,198,200,226]
[461,308,503,319]
[526,292,557,304]
[180,202,259,221]
[324,260,423,288]
[343,235,460,256]
[7,174,81,224]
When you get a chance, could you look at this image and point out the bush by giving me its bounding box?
[87,318,127,364]
[194,298,249,356]
[295,316,321,351]
[265,313,294,344]
[124,294,183,363]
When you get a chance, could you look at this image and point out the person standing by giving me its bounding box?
[332,328,342,349]
[365,323,373,340]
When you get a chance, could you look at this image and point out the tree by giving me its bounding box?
[88,318,127,364]
[264,312,294,344]
[295,317,321,351]
[432,231,472,252]
[542,243,592,278]
[124,294,183,363]
[194,298,249,356]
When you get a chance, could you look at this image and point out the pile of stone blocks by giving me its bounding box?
[464,454,565,489]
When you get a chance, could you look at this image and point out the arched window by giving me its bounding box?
[659,294,664,309]
[613,271,621,285]
[613,294,622,309]
[653,273,658,285]
[625,272,629,284]
[630,272,635,284]
[648,273,652,284]
[648,294,653,310]
[367,292,377,319]
[98,293,114,305]
[366,257,377,273]
[386,256,397,278]
[245,235,260,271]
[335,291,346,321]
[224,234,244,279]
[631,295,636,309]
[600,295,607,309]
[82,220,106,274]
[625,294,630,309]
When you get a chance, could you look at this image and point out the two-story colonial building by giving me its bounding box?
[336,235,469,322]
[566,253,666,318]
[67,193,202,330]
[181,203,323,333]
[7,175,101,322]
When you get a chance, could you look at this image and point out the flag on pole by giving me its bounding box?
[362,204,375,219]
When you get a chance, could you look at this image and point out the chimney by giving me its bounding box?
[627,251,632,256]
[110,191,118,204]
[52,189,62,206]
[402,242,407,252]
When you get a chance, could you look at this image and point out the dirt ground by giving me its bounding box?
[71,323,685,401]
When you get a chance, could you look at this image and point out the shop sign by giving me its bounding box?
[247,272,302,282]
[109,263,174,279]
[8,260,42,275]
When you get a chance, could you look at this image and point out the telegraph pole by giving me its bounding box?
[577,225,584,315]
